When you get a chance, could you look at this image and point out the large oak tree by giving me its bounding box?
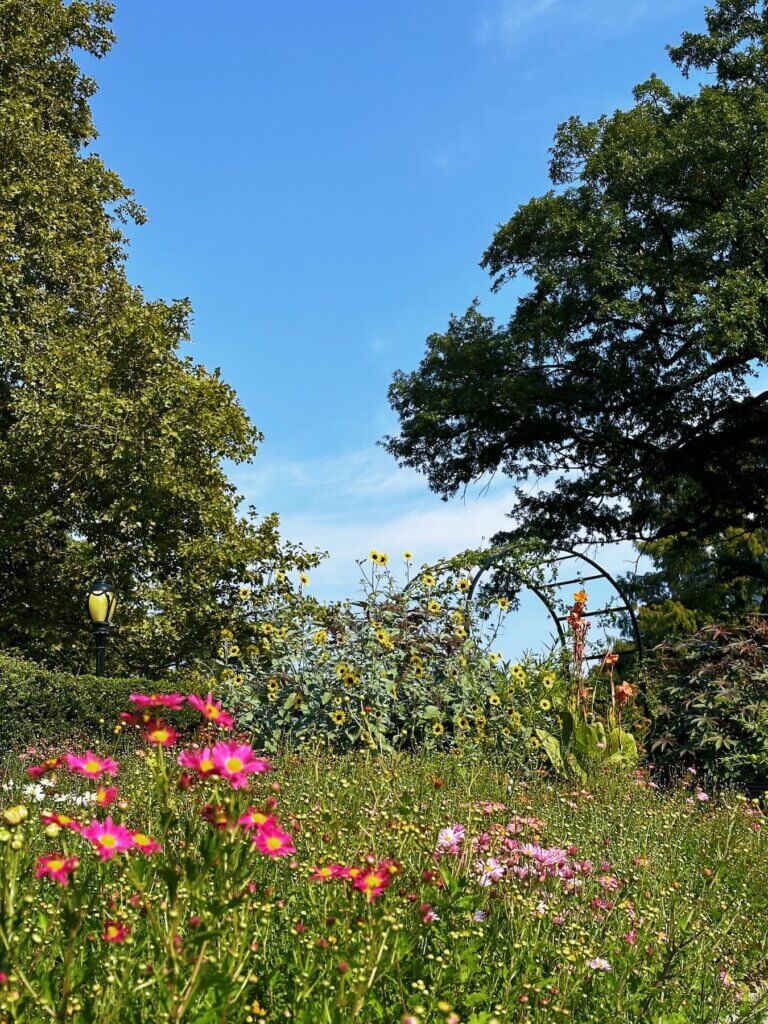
[0,0,309,674]
[386,0,768,558]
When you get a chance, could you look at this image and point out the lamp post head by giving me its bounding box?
[87,580,117,628]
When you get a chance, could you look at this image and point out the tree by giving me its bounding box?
[0,0,311,674]
[386,0,768,555]
[621,530,768,647]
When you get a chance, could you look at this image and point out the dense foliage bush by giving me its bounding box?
[212,554,571,763]
[0,654,201,749]
[647,619,768,789]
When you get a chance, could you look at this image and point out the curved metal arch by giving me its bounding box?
[405,544,643,664]
[467,544,643,664]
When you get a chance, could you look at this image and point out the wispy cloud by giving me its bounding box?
[477,0,556,43]
[477,0,690,48]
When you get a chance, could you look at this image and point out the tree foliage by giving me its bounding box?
[0,0,312,674]
[623,530,768,647]
[386,0,768,552]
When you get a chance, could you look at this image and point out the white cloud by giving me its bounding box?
[477,0,690,48]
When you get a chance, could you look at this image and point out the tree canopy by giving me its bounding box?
[0,0,310,674]
[386,0,768,554]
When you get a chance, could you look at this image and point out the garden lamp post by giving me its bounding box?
[86,580,117,676]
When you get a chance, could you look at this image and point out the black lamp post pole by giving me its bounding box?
[94,623,108,677]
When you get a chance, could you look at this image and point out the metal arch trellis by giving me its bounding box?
[464,545,645,666]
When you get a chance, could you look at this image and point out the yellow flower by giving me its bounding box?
[299,573,310,587]
[312,629,328,645]
[412,663,425,678]
[574,589,588,604]
[456,576,471,593]
[507,707,522,729]
[456,715,469,730]
[403,551,414,562]
[529,735,541,749]
[228,644,240,657]
[275,570,286,583]
[432,721,445,736]
[266,676,279,692]
[331,710,347,726]
[539,698,552,712]
[234,673,245,685]
[335,662,350,678]
[542,672,556,689]
[488,693,501,707]
[221,667,235,681]
[496,596,510,611]
[422,574,437,588]
[427,599,441,615]
[238,585,252,601]
[369,549,389,566]
[220,627,234,640]
[489,652,501,666]
[454,625,467,638]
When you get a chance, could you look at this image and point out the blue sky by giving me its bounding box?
[85,0,706,649]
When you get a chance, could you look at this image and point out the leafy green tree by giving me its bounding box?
[386,0,768,555]
[0,0,312,674]
[623,530,768,647]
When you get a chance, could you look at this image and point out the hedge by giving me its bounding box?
[0,653,203,750]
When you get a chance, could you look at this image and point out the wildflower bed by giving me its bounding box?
[0,696,766,1024]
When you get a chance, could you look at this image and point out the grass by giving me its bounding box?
[0,742,766,1023]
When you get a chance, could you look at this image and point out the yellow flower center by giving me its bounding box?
[265,835,282,851]
[200,759,214,772]
[99,834,117,849]
[225,757,243,773]
[84,760,100,773]
[134,833,150,846]
[207,705,219,719]
[48,859,64,871]
[152,730,168,743]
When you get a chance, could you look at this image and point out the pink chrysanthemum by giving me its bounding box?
[64,751,118,779]
[28,757,62,779]
[188,693,235,730]
[352,864,392,903]
[177,747,217,777]
[41,811,81,832]
[212,742,270,789]
[102,920,131,943]
[130,693,186,710]
[252,821,295,858]
[131,831,162,856]
[81,817,135,860]
[96,786,118,808]
[238,807,276,831]
[143,721,180,747]
[35,854,79,886]
[310,863,347,882]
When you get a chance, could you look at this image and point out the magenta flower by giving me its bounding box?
[188,693,235,730]
[212,741,270,789]
[130,693,186,710]
[35,854,80,886]
[81,817,135,860]
[177,746,216,777]
[64,751,118,779]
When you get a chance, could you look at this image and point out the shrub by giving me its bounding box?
[0,653,202,750]
[646,618,768,788]
[210,553,572,762]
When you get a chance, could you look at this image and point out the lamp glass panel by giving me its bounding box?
[88,592,110,624]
